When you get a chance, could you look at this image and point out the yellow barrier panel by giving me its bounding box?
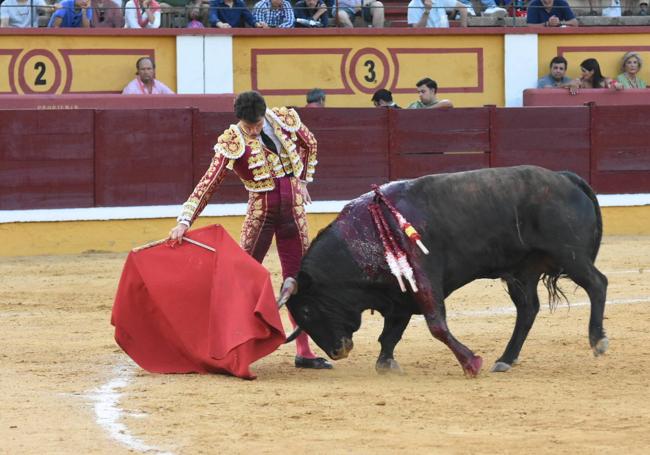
[1,208,648,257]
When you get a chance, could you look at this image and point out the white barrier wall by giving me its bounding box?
[504,34,539,107]
[176,35,233,94]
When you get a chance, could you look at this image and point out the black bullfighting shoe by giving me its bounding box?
[294,356,333,369]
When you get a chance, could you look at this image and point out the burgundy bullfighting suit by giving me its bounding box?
[177,107,317,276]
[176,106,320,362]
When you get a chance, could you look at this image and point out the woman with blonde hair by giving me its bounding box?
[616,51,646,89]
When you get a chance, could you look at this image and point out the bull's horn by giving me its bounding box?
[277,277,298,308]
[284,326,303,344]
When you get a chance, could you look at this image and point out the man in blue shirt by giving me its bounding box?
[209,0,266,28]
[526,0,577,27]
[537,56,574,88]
[48,0,93,27]
[252,0,294,28]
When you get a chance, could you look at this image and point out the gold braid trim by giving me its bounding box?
[177,152,229,226]
[267,107,302,132]
[214,125,246,160]
[297,124,318,182]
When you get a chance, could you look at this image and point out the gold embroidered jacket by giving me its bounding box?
[177,107,318,226]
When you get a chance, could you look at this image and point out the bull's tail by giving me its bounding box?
[559,171,603,262]
[540,172,602,312]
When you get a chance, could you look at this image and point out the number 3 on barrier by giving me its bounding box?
[364,59,377,83]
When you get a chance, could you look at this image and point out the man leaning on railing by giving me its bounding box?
[209,0,266,27]
[527,0,578,26]
[0,0,51,27]
[252,0,295,27]
[407,0,468,28]
[48,0,93,27]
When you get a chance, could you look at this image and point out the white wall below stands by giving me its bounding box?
[176,35,233,94]
[504,34,538,107]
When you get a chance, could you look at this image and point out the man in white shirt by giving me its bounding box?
[0,0,48,28]
[407,0,468,28]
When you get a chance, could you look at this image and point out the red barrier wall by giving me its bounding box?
[490,106,591,179]
[389,108,490,180]
[590,105,650,194]
[94,109,194,207]
[523,88,650,107]
[298,108,390,200]
[2,106,650,211]
[0,110,94,210]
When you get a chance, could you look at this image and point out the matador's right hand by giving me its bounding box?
[169,223,189,244]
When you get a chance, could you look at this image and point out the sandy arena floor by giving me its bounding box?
[1,235,649,454]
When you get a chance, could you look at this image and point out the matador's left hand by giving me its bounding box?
[299,181,312,205]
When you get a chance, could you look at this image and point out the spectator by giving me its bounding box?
[209,0,264,27]
[124,0,161,28]
[407,0,468,28]
[408,77,453,109]
[602,0,622,16]
[187,6,204,26]
[616,51,646,89]
[0,0,49,28]
[122,57,174,94]
[537,56,574,88]
[305,88,326,107]
[371,88,401,108]
[90,0,124,27]
[335,0,385,28]
[456,0,507,18]
[640,0,648,15]
[48,0,93,27]
[252,0,295,28]
[158,0,205,25]
[526,0,578,27]
[294,0,328,27]
[569,58,621,94]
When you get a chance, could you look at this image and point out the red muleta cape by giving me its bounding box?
[111,225,286,379]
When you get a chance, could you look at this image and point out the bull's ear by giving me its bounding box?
[297,271,313,291]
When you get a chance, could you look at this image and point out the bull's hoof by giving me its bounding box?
[491,361,512,373]
[593,337,609,357]
[462,356,483,378]
[375,358,404,375]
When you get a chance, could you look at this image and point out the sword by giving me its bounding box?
[132,236,216,253]
[181,236,216,252]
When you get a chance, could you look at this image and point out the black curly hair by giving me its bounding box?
[234,91,267,123]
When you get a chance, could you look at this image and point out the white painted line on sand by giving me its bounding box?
[87,363,173,455]
[442,296,650,319]
[602,269,647,275]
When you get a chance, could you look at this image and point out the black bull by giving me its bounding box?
[280,166,608,377]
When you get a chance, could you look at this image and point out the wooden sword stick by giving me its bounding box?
[132,236,216,253]
[181,236,216,252]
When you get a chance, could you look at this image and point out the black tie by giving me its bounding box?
[260,130,278,154]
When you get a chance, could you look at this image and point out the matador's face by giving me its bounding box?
[240,117,264,138]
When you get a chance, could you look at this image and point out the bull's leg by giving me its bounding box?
[561,260,609,355]
[493,271,541,372]
[376,312,411,374]
[414,283,483,377]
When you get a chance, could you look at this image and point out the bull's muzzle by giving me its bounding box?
[331,337,354,360]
